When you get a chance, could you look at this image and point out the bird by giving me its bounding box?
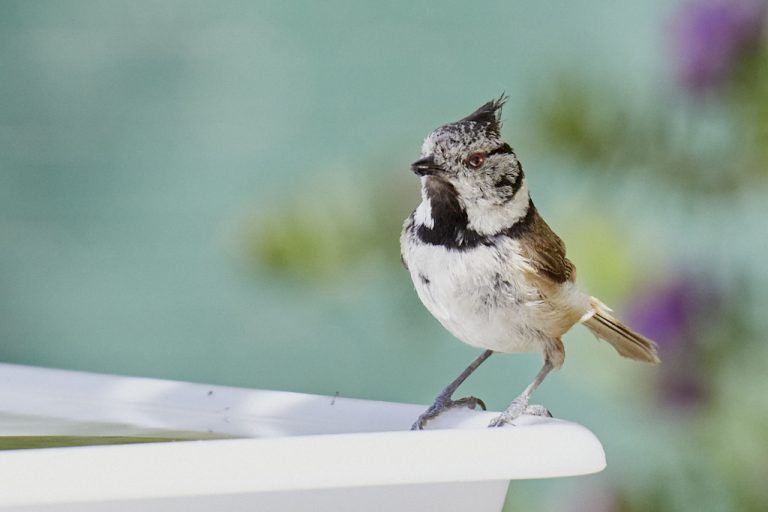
[400,96,660,430]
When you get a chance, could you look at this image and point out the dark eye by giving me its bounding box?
[466,152,486,169]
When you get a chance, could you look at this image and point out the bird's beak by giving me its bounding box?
[411,155,442,176]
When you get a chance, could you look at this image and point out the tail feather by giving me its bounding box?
[582,297,660,364]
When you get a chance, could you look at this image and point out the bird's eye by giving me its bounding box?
[466,152,486,169]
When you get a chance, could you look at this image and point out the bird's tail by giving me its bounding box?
[581,297,660,363]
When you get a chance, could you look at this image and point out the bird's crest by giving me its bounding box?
[458,94,507,134]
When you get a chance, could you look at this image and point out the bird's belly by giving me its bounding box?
[407,242,549,353]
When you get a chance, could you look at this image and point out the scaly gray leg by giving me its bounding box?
[411,350,493,430]
[488,359,554,427]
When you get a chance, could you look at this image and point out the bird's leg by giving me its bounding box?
[411,349,493,430]
[488,359,554,427]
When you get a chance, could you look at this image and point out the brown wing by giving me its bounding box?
[518,207,575,286]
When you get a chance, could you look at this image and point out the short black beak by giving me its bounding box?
[411,155,442,176]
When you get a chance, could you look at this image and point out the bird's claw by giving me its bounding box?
[451,395,487,411]
[411,395,486,430]
[488,400,551,427]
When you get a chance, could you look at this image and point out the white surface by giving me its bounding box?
[3,482,511,512]
[0,363,606,511]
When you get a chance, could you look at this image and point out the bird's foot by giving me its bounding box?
[488,398,551,428]
[411,395,486,430]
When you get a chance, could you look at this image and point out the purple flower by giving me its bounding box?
[672,0,766,94]
[626,274,718,352]
[626,274,720,409]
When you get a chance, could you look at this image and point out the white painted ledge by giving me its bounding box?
[0,363,605,511]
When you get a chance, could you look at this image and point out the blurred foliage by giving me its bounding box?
[532,75,768,194]
[241,171,414,283]
[533,1,768,197]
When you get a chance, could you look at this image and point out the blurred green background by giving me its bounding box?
[2,1,767,510]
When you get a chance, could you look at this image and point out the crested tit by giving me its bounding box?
[400,97,659,429]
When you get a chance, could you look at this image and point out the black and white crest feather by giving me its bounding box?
[457,94,506,134]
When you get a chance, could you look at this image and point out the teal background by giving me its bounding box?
[3,2,767,510]
[0,0,671,394]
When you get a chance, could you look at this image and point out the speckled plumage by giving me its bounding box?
[401,98,659,429]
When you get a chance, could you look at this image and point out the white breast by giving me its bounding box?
[402,236,554,354]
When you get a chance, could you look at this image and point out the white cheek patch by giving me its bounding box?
[500,179,530,222]
[412,178,434,228]
[413,199,434,229]
[462,179,530,235]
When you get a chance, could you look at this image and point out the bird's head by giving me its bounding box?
[411,96,529,235]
